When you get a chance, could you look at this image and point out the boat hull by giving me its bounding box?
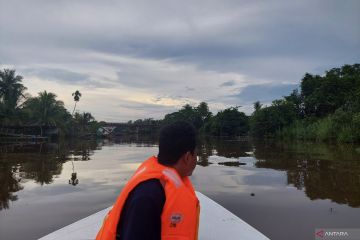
[39,192,269,240]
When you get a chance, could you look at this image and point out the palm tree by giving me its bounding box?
[72,90,81,115]
[196,102,212,124]
[0,69,27,125]
[24,91,68,136]
[74,112,94,134]
[253,101,262,112]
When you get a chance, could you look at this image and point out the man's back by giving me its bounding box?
[116,179,165,240]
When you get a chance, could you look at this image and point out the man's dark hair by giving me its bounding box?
[158,121,197,166]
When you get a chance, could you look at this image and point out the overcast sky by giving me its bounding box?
[1,0,359,121]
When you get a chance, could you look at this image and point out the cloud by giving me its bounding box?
[229,83,299,105]
[117,100,176,114]
[0,0,358,121]
[220,80,236,87]
[22,68,89,84]
[21,67,115,89]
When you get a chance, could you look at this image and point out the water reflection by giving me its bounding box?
[69,160,79,186]
[218,161,246,166]
[0,163,22,210]
[253,141,360,207]
[111,134,158,147]
[196,138,360,208]
[197,137,252,166]
[0,137,359,212]
[0,140,99,209]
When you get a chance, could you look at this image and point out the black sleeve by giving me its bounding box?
[116,179,165,240]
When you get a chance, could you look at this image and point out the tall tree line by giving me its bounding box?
[3,63,358,142]
[142,63,360,142]
[250,64,360,142]
[0,69,99,137]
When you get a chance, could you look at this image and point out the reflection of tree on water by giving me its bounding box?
[196,138,360,208]
[0,164,23,210]
[196,137,252,166]
[212,138,252,159]
[69,158,79,186]
[69,172,79,186]
[21,144,64,185]
[69,140,98,161]
[112,134,158,147]
[253,141,360,207]
[0,140,98,210]
[197,137,214,166]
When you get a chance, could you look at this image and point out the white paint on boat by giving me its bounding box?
[39,191,269,240]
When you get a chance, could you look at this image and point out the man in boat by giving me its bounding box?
[96,121,200,240]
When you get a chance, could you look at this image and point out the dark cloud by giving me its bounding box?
[220,80,235,87]
[2,0,358,79]
[21,67,113,88]
[1,0,359,121]
[22,68,89,83]
[228,83,299,104]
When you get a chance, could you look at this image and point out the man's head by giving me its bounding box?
[158,121,197,177]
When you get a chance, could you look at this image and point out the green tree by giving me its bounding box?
[251,100,296,137]
[252,64,360,142]
[24,91,69,136]
[300,64,360,117]
[253,101,262,112]
[74,112,95,135]
[163,104,203,129]
[196,102,212,125]
[284,89,304,118]
[72,90,82,115]
[206,107,249,136]
[0,69,27,125]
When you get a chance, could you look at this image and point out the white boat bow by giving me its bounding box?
[39,191,269,240]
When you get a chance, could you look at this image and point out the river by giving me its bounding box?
[0,137,359,240]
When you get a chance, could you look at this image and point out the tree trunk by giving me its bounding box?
[72,102,77,115]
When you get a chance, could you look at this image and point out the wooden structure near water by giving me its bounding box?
[0,126,50,143]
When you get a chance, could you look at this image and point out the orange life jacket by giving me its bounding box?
[96,156,200,240]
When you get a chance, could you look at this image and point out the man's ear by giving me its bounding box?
[177,152,187,165]
[184,151,192,165]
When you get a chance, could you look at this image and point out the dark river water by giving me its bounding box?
[1,137,360,240]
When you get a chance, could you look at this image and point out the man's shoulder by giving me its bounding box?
[129,178,165,202]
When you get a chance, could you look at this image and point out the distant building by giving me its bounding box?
[97,126,116,137]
